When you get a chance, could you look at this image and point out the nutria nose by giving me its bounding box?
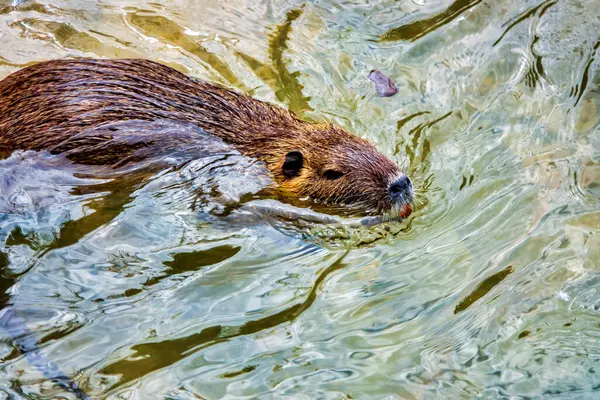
[388,175,412,200]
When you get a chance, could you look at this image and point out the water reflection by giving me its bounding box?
[1,0,600,398]
[380,0,482,42]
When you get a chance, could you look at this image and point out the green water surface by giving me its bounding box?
[1,0,600,398]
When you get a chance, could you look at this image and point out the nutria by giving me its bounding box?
[0,58,413,218]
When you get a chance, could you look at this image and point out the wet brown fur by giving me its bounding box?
[0,58,404,214]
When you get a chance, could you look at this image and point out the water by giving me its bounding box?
[1,0,599,398]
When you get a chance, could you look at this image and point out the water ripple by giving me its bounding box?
[1,0,600,398]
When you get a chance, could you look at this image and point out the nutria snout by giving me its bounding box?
[388,175,414,217]
[0,58,413,219]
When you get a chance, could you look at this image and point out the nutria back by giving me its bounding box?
[0,59,413,217]
[0,59,287,153]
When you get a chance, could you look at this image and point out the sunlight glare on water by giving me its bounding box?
[1,0,600,398]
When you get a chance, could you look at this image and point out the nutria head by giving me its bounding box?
[0,58,413,220]
[260,124,413,219]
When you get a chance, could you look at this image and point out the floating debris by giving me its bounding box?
[368,70,398,97]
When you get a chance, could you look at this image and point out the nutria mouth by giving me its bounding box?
[0,58,413,219]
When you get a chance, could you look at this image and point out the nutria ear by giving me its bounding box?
[282,151,303,178]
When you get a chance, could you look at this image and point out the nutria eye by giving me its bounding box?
[282,151,303,178]
[323,169,344,180]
